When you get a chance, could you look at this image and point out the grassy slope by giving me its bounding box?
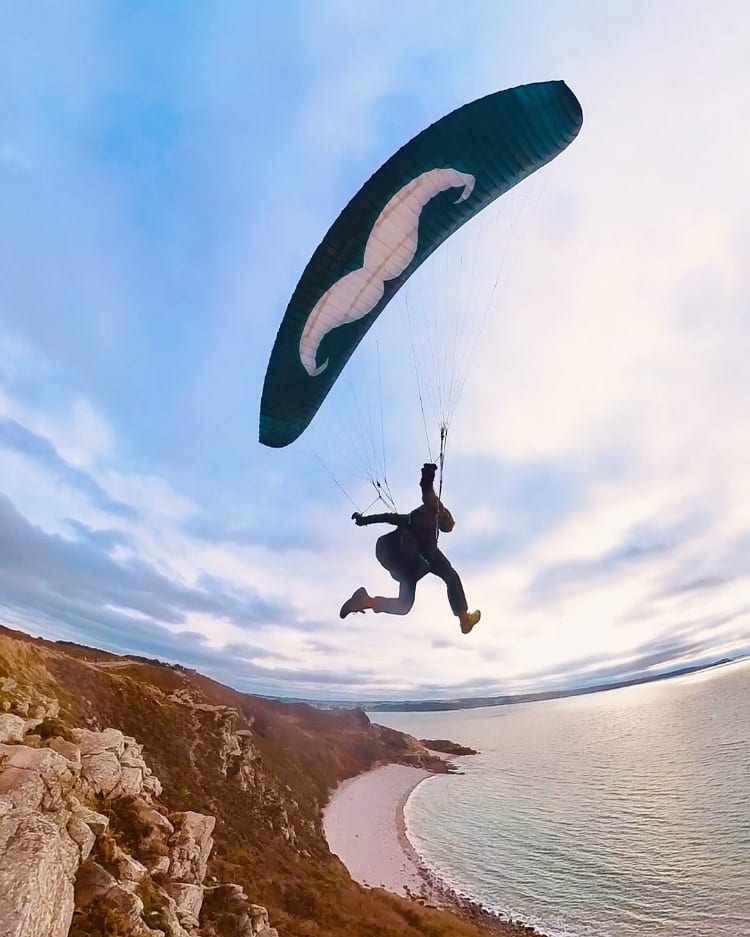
[0,625,519,937]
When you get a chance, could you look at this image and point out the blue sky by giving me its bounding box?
[1,1,749,699]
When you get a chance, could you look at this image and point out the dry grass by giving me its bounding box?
[68,903,133,937]
[0,630,55,686]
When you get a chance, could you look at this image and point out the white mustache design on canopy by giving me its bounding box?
[299,167,476,377]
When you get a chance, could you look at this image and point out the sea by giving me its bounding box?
[369,660,750,937]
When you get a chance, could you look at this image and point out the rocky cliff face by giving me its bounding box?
[0,626,499,937]
[0,676,276,937]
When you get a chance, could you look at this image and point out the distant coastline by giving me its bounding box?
[41,630,748,714]
[300,655,747,712]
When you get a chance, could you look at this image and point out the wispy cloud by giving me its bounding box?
[0,417,137,518]
[0,494,300,635]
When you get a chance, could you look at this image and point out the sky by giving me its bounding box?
[1,1,749,700]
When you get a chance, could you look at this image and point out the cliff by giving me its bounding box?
[0,625,517,937]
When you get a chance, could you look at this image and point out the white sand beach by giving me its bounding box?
[323,763,437,896]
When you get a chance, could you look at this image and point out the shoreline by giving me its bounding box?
[323,760,550,937]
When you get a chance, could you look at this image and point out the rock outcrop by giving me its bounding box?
[168,811,215,884]
[201,884,278,937]
[74,859,152,935]
[0,680,277,937]
[167,692,259,792]
[72,727,163,800]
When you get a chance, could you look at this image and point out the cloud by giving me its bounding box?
[525,535,676,607]
[64,518,134,552]
[660,576,729,598]
[0,493,301,636]
[185,515,329,553]
[0,417,137,519]
[0,491,388,694]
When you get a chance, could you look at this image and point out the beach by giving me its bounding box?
[323,760,549,936]
[323,763,435,896]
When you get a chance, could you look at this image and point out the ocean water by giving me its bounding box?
[369,661,750,937]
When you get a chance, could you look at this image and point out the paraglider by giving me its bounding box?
[259,80,582,627]
[259,80,582,448]
[340,462,481,634]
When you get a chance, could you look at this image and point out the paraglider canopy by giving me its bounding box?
[259,80,582,449]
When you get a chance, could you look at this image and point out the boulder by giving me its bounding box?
[71,728,125,797]
[65,815,96,862]
[0,812,79,937]
[0,744,79,813]
[168,812,215,884]
[75,858,151,933]
[0,714,26,744]
[70,801,110,837]
[122,736,162,799]
[73,727,126,759]
[74,858,119,907]
[30,697,60,720]
[116,849,149,887]
[201,884,278,937]
[165,881,204,923]
[133,798,174,861]
[135,800,175,837]
[46,737,82,765]
[72,728,161,799]
[148,855,171,875]
[159,894,193,937]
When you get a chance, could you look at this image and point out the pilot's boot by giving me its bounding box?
[340,587,371,619]
[459,610,481,634]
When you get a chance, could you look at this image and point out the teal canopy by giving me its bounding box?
[260,81,583,448]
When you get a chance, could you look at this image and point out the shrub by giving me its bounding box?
[69,903,132,937]
[137,876,168,929]
[36,716,75,741]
